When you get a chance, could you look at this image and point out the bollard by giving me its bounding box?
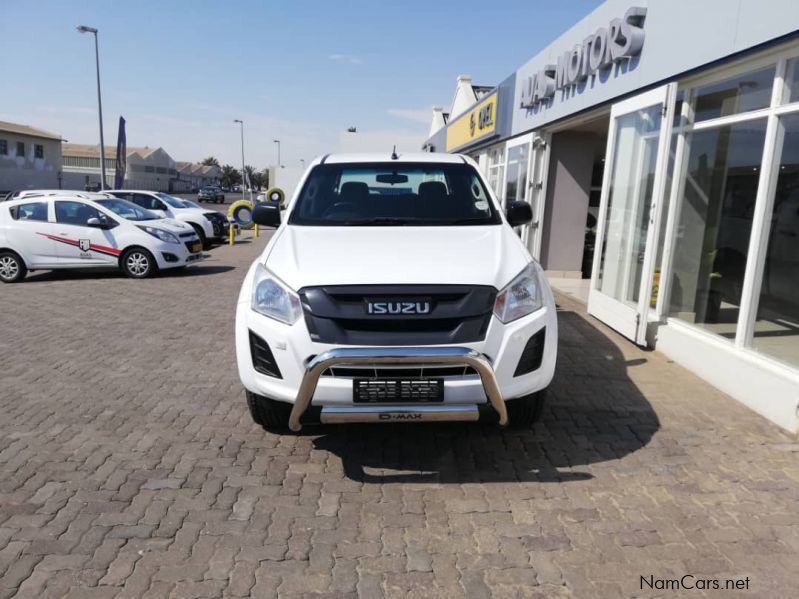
[229,224,235,246]
[254,224,259,238]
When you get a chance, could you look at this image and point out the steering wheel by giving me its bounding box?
[322,202,357,218]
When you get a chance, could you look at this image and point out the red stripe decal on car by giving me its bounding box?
[37,233,122,257]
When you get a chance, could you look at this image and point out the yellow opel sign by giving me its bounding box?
[446,92,498,151]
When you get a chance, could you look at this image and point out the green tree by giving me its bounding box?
[219,164,240,188]
[251,170,264,191]
[244,165,269,191]
[201,156,220,167]
[260,168,270,190]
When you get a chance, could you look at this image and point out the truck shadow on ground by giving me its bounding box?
[311,303,660,484]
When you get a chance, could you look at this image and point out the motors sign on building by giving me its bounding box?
[520,7,647,108]
[446,92,498,151]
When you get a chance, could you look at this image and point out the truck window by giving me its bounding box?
[289,163,501,226]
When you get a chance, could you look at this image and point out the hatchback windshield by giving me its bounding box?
[96,198,159,221]
[155,192,188,208]
[289,163,500,226]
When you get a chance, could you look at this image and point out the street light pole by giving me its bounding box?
[233,119,246,200]
[273,139,281,168]
[77,25,106,190]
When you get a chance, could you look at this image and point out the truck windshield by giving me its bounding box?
[289,162,501,226]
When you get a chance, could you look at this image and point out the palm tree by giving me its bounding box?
[201,156,220,167]
[219,164,240,188]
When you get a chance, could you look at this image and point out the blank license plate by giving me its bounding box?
[353,379,444,403]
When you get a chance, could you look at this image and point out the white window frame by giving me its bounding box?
[655,41,799,372]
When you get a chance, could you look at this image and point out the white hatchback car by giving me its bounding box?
[106,190,225,247]
[0,194,203,282]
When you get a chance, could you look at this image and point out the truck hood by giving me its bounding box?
[264,225,531,290]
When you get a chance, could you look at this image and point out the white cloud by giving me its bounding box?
[386,107,432,125]
[328,53,363,65]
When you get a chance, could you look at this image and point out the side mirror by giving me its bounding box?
[87,216,112,229]
[505,201,533,227]
[252,200,281,228]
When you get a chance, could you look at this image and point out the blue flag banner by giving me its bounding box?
[114,116,126,189]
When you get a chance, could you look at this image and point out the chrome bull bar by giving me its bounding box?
[288,346,508,432]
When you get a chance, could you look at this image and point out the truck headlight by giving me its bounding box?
[493,263,544,323]
[137,225,179,244]
[251,263,302,325]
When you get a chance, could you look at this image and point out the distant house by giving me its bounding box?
[61,143,179,191]
[174,161,220,191]
[0,121,64,193]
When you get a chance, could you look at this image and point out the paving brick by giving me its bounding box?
[0,233,798,596]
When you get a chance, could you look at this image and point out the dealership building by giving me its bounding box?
[425,0,799,433]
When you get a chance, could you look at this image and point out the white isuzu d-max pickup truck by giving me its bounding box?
[235,152,557,432]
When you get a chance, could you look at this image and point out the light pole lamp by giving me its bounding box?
[77,25,106,190]
[273,139,281,168]
[233,119,246,199]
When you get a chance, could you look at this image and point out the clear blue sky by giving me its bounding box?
[0,0,602,169]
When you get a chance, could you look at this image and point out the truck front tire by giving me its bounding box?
[505,389,546,429]
[246,391,291,431]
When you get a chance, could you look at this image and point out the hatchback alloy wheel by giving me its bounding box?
[0,255,20,281]
[124,250,152,278]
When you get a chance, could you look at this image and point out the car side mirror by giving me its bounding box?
[252,200,281,228]
[87,216,111,229]
[505,201,533,227]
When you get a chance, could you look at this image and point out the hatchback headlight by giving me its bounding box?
[137,225,179,244]
[251,263,302,325]
[493,263,544,323]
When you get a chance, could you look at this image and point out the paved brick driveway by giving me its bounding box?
[1,233,798,598]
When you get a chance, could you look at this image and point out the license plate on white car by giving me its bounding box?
[353,379,444,403]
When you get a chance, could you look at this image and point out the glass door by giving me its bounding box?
[504,134,532,241]
[588,84,677,345]
[527,133,550,260]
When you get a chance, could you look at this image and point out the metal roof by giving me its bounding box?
[0,121,62,141]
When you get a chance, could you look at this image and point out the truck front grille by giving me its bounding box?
[299,285,496,346]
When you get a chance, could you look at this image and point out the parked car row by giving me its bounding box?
[0,189,235,283]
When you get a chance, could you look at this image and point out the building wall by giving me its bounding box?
[539,132,594,275]
[426,0,799,152]
[0,133,62,192]
[510,0,799,137]
[62,147,180,192]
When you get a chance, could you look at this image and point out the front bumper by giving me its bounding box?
[203,214,230,240]
[152,238,204,269]
[287,346,507,431]
[236,289,557,426]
